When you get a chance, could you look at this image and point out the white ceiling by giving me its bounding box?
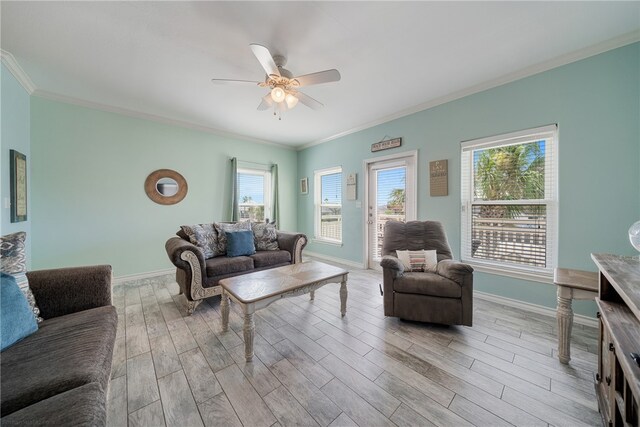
[2,1,639,148]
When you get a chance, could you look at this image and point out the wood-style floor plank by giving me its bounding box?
[216,364,276,427]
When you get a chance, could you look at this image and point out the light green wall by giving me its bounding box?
[1,64,32,266]
[297,43,640,317]
[30,98,297,277]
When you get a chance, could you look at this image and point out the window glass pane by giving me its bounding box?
[471,204,547,267]
[238,172,265,221]
[320,206,342,241]
[473,140,545,201]
[321,173,342,204]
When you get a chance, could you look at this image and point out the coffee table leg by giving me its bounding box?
[310,290,315,301]
[243,305,255,362]
[221,290,230,332]
[340,279,348,317]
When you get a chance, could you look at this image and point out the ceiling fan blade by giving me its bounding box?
[294,91,324,110]
[250,44,280,77]
[257,93,274,111]
[211,78,261,85]
[292,69,341,87]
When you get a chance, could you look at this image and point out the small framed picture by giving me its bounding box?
[10,149,27,222]
[300,177,308,194]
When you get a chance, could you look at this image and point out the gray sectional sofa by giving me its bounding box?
[0,265,116,426]
[166,226,307,314]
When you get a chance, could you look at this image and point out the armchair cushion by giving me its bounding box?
[394,272,462,298]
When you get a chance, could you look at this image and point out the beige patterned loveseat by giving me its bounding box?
[165,223,306,314]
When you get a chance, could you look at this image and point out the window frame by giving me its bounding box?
[460,125,558,283]
[314,166,343,245]
[237,167,272,222]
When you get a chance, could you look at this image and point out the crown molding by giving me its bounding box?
[31,89,294,150]
[298,30,640,151]
[0,49,36,94]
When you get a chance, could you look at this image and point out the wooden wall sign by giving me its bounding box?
[371,137,402,152]
[429,159,448,196]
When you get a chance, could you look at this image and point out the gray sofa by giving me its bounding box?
[380,221,473,326]
[166,228,307,314]
[1,265,116,426]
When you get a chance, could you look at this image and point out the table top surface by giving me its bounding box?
[591,253,640,321]
[219,260,349,304]
[554,268,599,292]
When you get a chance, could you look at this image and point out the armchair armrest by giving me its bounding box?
[436,260,473,286]
[276,231,307,263]
[27,265,112,320]
[380,255,405,278]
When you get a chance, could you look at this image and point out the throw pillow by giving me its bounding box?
[396,250,438,272]
[180,224,223,259]
[0,231,27,274]
[1,272,38,351]
[226,230,256,257]
[1,232,43,322]
[214,221,252,254]
[251,222,279,251]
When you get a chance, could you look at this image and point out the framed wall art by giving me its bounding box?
[10,149,27,222]
[300,177,308,194]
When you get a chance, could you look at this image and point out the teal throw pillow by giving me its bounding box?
[226,230,256,257]
[1,272,38,351]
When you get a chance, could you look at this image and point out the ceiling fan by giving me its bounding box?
[211,44,341,117]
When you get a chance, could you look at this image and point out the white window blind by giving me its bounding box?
[314,167,342,243]
[460,125,558,280]
[237,168,271,222]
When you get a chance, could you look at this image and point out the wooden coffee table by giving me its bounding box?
[219,261,349,361]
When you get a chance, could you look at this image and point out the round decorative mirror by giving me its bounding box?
[144,169,188,205]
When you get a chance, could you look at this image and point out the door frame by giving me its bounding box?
[362,149,418,269]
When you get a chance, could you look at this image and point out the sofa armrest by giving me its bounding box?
[27,265,112,320]
[277,231,307,263]
[436,260,473,286]
[380,255,405,278]
[165,237,206,294]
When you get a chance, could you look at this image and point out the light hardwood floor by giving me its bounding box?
[108,261,601,427]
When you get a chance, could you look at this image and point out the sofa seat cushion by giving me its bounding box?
[205,256,253,277]
[0,306,117,416]
[394,272,461,298]
[1,382,106,427]
[250,250,291,268]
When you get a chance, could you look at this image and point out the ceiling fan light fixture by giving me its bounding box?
[270,86,286,103]
[285,93,299,109]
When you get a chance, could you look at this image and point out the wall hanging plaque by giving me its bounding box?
[371,137,402,152]
[429,159,448,196]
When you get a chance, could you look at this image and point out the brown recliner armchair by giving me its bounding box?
[380,221,473,326]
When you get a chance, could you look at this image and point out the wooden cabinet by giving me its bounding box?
[592,254,640,427]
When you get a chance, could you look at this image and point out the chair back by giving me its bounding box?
[382,220,453,262]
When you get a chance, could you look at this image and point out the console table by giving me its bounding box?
[592,253,640,426]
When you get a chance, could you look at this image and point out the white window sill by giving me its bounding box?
[312,238,343,247]
[463,260,554,284]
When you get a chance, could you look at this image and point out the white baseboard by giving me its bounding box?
[112,268,174,285]
[474,290,598,328]
[304,251,366,269]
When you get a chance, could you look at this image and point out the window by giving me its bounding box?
[237,168,271,222]
[314,167,342,243]
[461,125,558,281]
